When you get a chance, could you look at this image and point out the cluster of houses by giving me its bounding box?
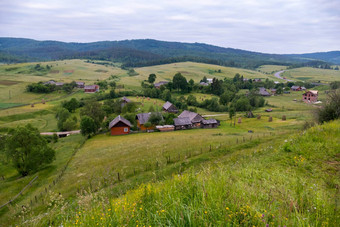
[257,86,319,103]
[108,99,220,136]
[43,80,99,93]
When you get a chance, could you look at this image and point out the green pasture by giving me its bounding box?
[257,64,288,73]
[282,67,340,82]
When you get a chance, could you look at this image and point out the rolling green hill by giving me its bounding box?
[1,38,339,68]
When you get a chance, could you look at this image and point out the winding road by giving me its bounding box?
[274,70,294,82]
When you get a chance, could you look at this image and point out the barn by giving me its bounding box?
[178,110,204,127]
[201,119,219,128]
[174,117,192,130]
[84,85,100,93]
[163,101,178,113]
[108,115,132,135]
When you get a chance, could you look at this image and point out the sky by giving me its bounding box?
[0,0,339,54]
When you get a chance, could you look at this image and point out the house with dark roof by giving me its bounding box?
[108,115,132,135]
[174,117,192,130]
[291,86,302,91]
[76,81,85,88]
[162,101,178,113]
[84,85,100,93]
[136,113,152,131]
[178,110,204,127]
[154,81,169,89]
[201,119,219,128]
[43,80,56,85]
[121,96,132,107]
[258,87,271,96]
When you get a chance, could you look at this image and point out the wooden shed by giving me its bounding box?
[108,115,132,135]
[174,117,192,130]
[201,119,219,128]
[178,110,204,128]
[163,101,178,113]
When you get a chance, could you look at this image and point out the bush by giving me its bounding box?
[316,90,340,123]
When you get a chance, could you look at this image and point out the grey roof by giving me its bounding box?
[199,82,209,86]
[136,113,151,124]
[55,82,64,86]
[154,81,169,87]
[85,85,97,89]
[109,115,132,129]
[163,101,174,110]
[76,81,85,85]
[291,86,300,90]
[178,110,203,123]
[121,96,132,103]
[43,80,56,85]
[202,119,218,124]
[174,117,192,126]
[258,87,271,96]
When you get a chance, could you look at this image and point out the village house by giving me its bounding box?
[163,101,178,113]
[270,88,277,95]
[254,78,262,82]
[173,117,192,130]
[154,81,169,89]
[258,87,271,96]
[55,82,64,87]
[302,90,318,103]
[108,115,132,135]
[207,78,213,84]
[76,81,85,88]
[201,119,219,128]
[291,86,306,91]
[121,96,132,107]
[43,80,56,85]
[178,110,204,127]
[136,113,153,131]
[84,85,100,93]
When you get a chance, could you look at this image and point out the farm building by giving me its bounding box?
[302,90,318,103]
[43,80,56,85]
[55,82,64,86]
[109,115,132,135]
[201,119,219,128]
[174,117,192,130]
[154,81,169,89]
[178,110,204,127]
[84,85,100,93]
[258,87,271,96]
[270,88,277,95]
[207,78,213,84]
[156,125,175,132]
[136,113,153,131]
[121,96,132,107]
[76,81,85,88]
[291,86,306,91]
[199,82,209,86]
[163,101,178,113]
[254,78,262,82]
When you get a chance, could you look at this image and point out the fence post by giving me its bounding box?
[210,145,212,152]
[117,172,121,181]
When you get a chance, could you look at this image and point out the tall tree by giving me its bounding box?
[5,124,55,176]
[80,100,105,129]
[172,73,188,92]
[148,73,157,83]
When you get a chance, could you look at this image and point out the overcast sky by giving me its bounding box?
[0,0,339,54]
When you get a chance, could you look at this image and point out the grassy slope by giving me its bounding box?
[282,67,340,83]
[55,120,340,227]
[257,65,288,74]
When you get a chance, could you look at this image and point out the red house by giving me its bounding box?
[84,85,99,93]
[109,115,132,135]
[302,90,318,103]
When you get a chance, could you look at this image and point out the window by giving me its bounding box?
[124,128,128,132]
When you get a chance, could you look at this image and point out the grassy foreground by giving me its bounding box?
[19,120,339,226]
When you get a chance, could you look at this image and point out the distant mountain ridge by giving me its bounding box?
[0,37,339,68]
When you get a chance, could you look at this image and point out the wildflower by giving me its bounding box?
[204,211,208,214]
[226,207,229,210]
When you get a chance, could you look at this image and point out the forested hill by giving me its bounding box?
[0,37,339,68]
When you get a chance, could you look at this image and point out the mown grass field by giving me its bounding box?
[257,65,288,73]
[282,67,340,82]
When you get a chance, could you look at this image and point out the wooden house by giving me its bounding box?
[201,119,219,128]
[291,86,302,91]
[270,88,277,95]
[121,96,132,107]
[84,85,99,93]
[258,87,271,96]
[108,115,132,135]
[136,113,153,131]
[154,81,169,89]
[174,117,192,130]
[76,81,85,88]
[302,90,318,103]
[163,101,178,113]
[178,110,204,127]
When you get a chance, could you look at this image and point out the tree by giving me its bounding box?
[62,98,80,113]
[56,108,71,131]
[62,117,77,131]
[148,74,157,83]
[80,116,97,137]
[173,73,188,92]
[5,124,55,176]
[316,90,340,123]
[148,112,163,125]
[80,100,105,129]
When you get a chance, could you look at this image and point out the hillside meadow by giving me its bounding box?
[281,67,340,83]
